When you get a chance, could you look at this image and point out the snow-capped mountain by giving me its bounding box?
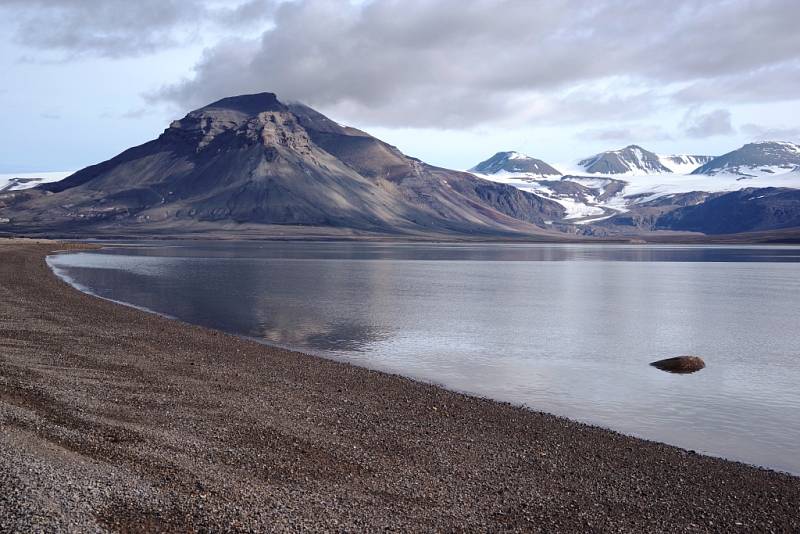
[470,141,800,227]
[470,151,561,177]
[578,145,672,175]
[0,172,73,193]
[692,141,800,176]
[659,154,714,174]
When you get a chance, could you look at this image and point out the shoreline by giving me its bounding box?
[1,241,799,531]
[5,224,800,245]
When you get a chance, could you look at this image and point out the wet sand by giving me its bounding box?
[1,241,799,532]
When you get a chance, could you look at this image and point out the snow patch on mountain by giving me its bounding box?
[0,172,73,193]
[658,154,714,174]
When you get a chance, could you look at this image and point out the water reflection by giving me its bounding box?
[49,241,800,474]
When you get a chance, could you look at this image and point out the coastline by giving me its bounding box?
[1,241,799,531]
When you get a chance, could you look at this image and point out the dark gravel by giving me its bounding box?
[1,241,799,532]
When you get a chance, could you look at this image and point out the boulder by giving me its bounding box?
[650,356,705,374]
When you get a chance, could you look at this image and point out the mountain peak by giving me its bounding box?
[470,151,561,176]
[165,92,296,152]
[16,92,565,237]
[579,145,671,175]
[200,92,286,116]
[693,141,800,175]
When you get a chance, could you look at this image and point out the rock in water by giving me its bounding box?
[650,356,705,374]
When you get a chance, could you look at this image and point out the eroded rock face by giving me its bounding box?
[650,356,706,374]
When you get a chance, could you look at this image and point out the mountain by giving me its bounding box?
[470,151,561,177]
[578,145,672,175]
[692,142,800,176]
[0,93,566,238]
[654,187,800,234]
[659,155,714,174]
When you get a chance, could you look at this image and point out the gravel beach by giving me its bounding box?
[1,241,799,532]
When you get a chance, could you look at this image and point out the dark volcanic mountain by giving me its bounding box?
[470,151,561,176]
[0,93,565,238]
[579,145,672,174]
[692,142,800,176]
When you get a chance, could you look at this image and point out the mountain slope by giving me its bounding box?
[470,151,561,176]
[692,142,800,176]
[579,145,672,175]
[659,155,714,174]
[654,188,800,234]
[1,93,565,237]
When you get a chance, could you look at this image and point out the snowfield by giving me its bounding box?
[473,162,800,224]
[0,171,72,192]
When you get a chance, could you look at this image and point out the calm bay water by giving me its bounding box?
[48,242,800,474]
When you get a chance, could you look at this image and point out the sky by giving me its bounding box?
[1,0,799,173]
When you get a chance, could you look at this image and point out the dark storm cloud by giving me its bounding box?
[4,0,799,128]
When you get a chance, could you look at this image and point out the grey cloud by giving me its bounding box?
[682,109,735,138]
[150,0,800,128]
[213,0,277,27]
[0,0,274,58]
[674,61,800,104]
[5,0,800,129]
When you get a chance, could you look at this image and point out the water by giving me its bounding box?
[48,242,800,474]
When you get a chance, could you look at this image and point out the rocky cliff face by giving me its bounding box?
[3,93,565,238]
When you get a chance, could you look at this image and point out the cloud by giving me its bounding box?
[0,0,275,59]
[120,108,151,119]
[740,123,800,142]
[149,0,800,128]
[4,0,800,130]
[674,60,800,104]
[577,125,672,142]
[682,109,734,138]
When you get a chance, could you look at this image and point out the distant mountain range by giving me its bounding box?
[1,92,799,241]
[470,141,800,236]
